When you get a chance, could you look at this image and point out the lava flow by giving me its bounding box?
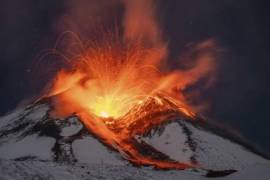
[44,0,217,170]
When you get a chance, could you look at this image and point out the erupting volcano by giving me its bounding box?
[1,1,269,179]
[42,0,216,170]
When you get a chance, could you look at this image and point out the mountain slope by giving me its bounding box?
[0,103,124,165]
[0,101,269,179]
[138,120,269,170]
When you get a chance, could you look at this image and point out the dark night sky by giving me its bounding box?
[0,0,269,153]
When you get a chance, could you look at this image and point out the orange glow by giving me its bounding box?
[48,43,201,120]
[47,38,214,169]
[45,0,217,170]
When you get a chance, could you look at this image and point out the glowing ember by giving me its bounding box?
[44,0,217,170]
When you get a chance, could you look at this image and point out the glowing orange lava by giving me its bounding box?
[43,0,217,170]
[46,38,214,169]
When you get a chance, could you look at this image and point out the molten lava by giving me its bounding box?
[43,0,217,170]
[48,40,213,120]
[46,38,214,169]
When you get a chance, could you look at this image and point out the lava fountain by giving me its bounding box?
[43,0,217,169]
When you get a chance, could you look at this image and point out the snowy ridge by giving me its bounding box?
[139,120,269,170]
[0,103,123,165]
[0,102,270,179]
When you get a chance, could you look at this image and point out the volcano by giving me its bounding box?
[1,0,269,179]
[0,98,269,180]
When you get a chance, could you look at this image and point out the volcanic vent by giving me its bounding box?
[22,0,221,170]
[1,1,270,179]
[0,99,269,178]
[37,8,219,172]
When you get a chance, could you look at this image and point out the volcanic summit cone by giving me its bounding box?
[0,96,269,179]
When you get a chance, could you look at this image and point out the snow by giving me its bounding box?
[0,134,55,160]
[0,104,49,133]
[223,163,270,180]
[24,104,49,122]
[0,160,207,180]
[0,104,56,161]
[140,122,193,163]
[0,160,269,180]
[0,107,25,128]
[60,117,83,137]
[72,136,125,165]
[139,120,269,171]
[182,121,269,170]
[0,103,270,179]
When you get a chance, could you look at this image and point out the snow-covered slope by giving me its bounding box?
[139,121,269,170]
[0,103,123,165]
[0,159,269,180]
[0,101,269,179]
